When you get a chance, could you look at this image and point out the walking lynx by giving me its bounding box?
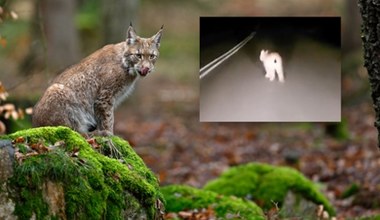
[32,24,163,136]
[259,49,284,82]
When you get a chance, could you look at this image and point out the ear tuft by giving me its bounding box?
[126,25,137,45]
[152,27,163,48]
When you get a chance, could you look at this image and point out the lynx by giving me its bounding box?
[32,24,163,136]
[259,49,284,82]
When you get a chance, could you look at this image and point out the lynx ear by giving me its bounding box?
[126,24,137,45]
[152,25,163,48]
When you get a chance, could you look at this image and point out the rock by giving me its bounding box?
[0,126,163,219]
[42,181,66,219]
[0,140,14,180]
[161,184,264,220]
[0,140,17,220]
[204,162,335,216]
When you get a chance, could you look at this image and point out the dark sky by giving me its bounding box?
[200,17,341,49]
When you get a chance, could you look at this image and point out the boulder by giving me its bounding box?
[0,126,163,219]
[161,184,264,219]
[204,162,335,216]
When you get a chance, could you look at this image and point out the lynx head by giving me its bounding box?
[122,24,163,77]
[259,49,268,62]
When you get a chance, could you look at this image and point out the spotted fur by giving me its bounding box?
[32,25,163,135]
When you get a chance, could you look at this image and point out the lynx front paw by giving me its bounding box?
[87,130,113,137]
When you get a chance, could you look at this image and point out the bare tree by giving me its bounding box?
[359,0,380,148]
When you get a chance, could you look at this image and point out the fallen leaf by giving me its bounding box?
[31,142,50,154]
[0,37,6,48]
[14,136,25,144]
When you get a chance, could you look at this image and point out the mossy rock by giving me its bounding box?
[0,126,163,219]
[204,163,335,216]
[161,184,265,220]
[359,216,380,220]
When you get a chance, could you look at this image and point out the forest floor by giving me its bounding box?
[0,1,372,218]
[115,74,380,218]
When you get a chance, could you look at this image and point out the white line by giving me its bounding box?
[200,32,255,80]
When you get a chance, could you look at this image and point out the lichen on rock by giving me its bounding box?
[203,163,335,216]
[161,184,265,220]
[0,126,163,219]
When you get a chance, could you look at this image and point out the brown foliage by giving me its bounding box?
[0,81,32,134]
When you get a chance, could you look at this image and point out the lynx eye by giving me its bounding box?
[149,54,156,60]
[135,54,142,59]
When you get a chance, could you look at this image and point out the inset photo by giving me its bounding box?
[200,17,341,122]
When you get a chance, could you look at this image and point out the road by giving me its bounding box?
[200,39,341,122]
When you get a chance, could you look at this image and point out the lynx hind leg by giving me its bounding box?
[269,74,276,81]
[264,69,275,81]
[268,69,276,81]
[276,65,285,83]
[33,84,80,130]
[264,64,274,79]
[278,72,285,83]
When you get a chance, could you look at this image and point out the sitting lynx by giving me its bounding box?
[259,49,284,82]
[32,24,163,136]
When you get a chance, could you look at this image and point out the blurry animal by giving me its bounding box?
[259,49,284,82]
[32,24,163,136]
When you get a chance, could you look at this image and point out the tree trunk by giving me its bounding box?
[102,0,139,44]
[40,0,80,72]
[343,0,361,52]
[358,0,380,148]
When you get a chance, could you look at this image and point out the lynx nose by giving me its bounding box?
[139,67,150,77]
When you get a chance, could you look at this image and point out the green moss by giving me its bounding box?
[359,216,380,220]
[204,163,335,216]
[161,185,265,220]
[325,120,350,141]
[14,189,49,220]
[2,126,162,219]
[341,183,360,199]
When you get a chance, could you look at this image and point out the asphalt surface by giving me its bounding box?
[200,39,341,122]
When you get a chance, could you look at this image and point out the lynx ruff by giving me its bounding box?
[32,24,163,136]
[259,49,284,82]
